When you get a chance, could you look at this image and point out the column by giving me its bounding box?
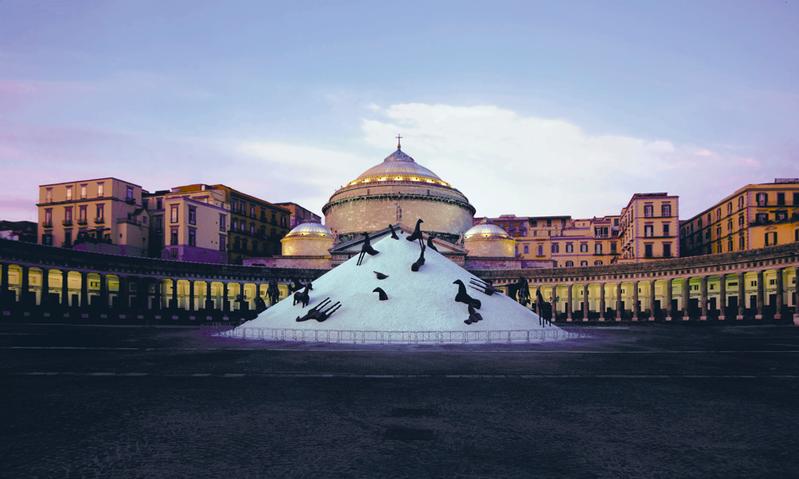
[631,280,639,321]
[718,274,727,320]
[599,282,606,321]
[118,276,129,309]
[756,270,764,320]
[222,282,229,312]
[79,271,88,308]
[188,280,195,311]
[61,270,69,307]
[171,279,178,309]
[582,283,589,321]
[648,279,656,321]
[682,277,691,320]
[0,263,8,299]
[566,284,573,322]
[665,278,673,321]
[205,281,213,310]
[737,272,745,320]
[615,282,622,321]
[20,264,30,305]
[239,282,247,311]
[40,268,50,306]
[99,274,108,309]
[774,268,784,320]
[551,285,559,322]
[153,278,162,310]
[700,276,708,320]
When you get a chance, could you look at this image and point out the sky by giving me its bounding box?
[1,0,797,222]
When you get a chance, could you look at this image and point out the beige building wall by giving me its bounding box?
[162,196,228,262]
[37,177,147,255]
[617,193,679,263]
[681,180,799,256]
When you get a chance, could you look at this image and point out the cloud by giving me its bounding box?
[359,103,763,218]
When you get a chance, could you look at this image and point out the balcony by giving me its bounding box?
[94,217,105,224]
[125,198,136,205]
[62,220,73,227]
[42,222,52,228]
[77,218,88,226]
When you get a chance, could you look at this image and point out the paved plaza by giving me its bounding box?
[2,322,799,478]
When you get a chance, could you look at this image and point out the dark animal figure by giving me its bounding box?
[469,277,498,296]
[406,219,424,244]
[389,224,399,240]
[356,232,380,266]
[372,287,388,301]
[464,303,483,325]
[411,244,426,272]
[293,283,312,308]
[254,296,267,314]
[266,280,280,305]
[426,234,438,251]
[296,297,341,322]
[453,279,481,309]
[374,271,389,280]
[288,280,302,293]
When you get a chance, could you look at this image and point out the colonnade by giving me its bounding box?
[0,262,296,314]
[524,267,799,322]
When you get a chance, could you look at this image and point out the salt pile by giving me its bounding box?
[227,230,573,344]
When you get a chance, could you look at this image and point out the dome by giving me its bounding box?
[347,148,449,187]
[285,222,333,238]
[464,223,510,240]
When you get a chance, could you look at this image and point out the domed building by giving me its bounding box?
[281,222,334,257]
[463,223,516,258]
[323,142,475,243]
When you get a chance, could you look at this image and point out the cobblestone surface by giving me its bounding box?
[1,322,798,478]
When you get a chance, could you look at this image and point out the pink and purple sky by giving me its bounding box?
[1,0,797,221]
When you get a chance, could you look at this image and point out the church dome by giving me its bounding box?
[464,223,510,240]
[285,222,333,238]
[349,148,448,187]
[323,141,475,243]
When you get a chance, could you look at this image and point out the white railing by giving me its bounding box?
[219,327,584,344]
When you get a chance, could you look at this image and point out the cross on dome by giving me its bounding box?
[396,134,402,150]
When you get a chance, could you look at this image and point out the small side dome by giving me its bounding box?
[464,223,510,240]
[285,222,333,238]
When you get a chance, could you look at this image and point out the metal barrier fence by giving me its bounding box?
[219,327,585,344]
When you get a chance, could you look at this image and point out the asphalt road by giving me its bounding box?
[1,322,799,478]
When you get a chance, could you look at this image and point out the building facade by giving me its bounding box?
[161,195,228,263]
[681,179,799,256]
[274,202,322,229]
[37,178,149,256]
[617,193,680,263]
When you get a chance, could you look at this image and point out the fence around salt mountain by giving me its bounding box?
[221,327,584,344]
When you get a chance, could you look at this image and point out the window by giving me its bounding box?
[188,206,197,225]
[580,242,588,253]
[644,224,654,237]
[250,223,255,235]
[756,193,767,206]
[170,227,178,246]
[219,235,226,251]
[565,243,573,253]
[738,214,744,226]
[716,208,721,221]
[777,192,785,205]
[170,204,179,223]
[739,234,745,250]
[232,218,238,231]
[595,243,602,254]
[565,260,574,267]
[95,204,104,223]
[42,233,52,246]
[776,210,788,222]
[80,184,87,199]
[154,216,163,233]
[644,204,653,218]
[45,188,53,203]
[727,238,733,252]
[594,260,603,266]
[662,203,671,217]
[756,213,768,224]
[644,243,653,258]
[537,244,543,256]
[610,242,617,254]
[97,182,104,197]
[188,228,196,247]
[580,260,588,266]
[523,244,529,254]
[727,202,732,215]
[64,206,73,223]
[78,205,87,223]
[156,198,163,210]
[126,186,134,202]
[794,192,799,206]
[764,232,777,246]
[250,206,255,218]
[65,186,73,201]
[44,209,52,227]
[663,223,670,236]
[663,242,672,258]
[551,243,559,253]
[727,219,732,232]
[219,213,226,232]
[64,230,72,247]
[795,229,798,242]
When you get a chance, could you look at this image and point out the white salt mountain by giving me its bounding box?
[229,230,570,344]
